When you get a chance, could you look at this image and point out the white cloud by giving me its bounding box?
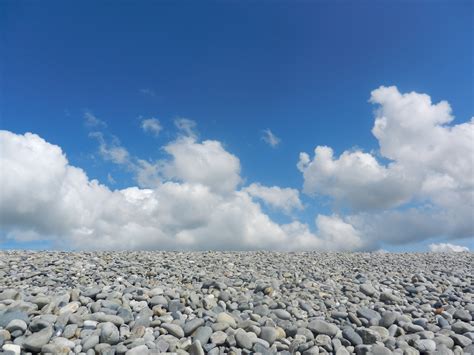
[245,183,303,214]
[429,243,469,253]
[262,129,280,148]
[89,132,130,165]
[162,137,242,195]
[84,111,107,128]
[175,118,197,138]
[298,86,474,248]
[298,147,415,210]
[140,88,156,97]
[141,118,162,137]
[1,130,357,251]
[107,173,116,185]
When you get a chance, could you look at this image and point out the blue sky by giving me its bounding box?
[1,1,473,251]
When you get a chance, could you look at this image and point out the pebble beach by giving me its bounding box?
[0,251,473,354]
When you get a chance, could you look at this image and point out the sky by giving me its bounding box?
[0,1,473,252]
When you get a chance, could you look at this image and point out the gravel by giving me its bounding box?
[0,250,472,354]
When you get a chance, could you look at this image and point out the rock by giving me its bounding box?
[189,340,205,355]
[193,326,213,345]
[149,295,168,307]
[100,322,120,345]
[125,344,150,354]
[23,325,54,352]
[453,309,472,322]
[451,321,474,334]
[357,328,380,344]
[260,326,278,344]
[216,312,237,328]
[0,251,472,355]
[58,302,80,315]
[0,289,20,301]
[370,344,392,355]
[342,327,363,346]
[81,335,100,351]
[357,308,381,323]
[210,330,227,345]
[235,329,254,350]
[5,319,27,333]
[0,310,29,328]
[414,339,436,352]
[360,283,376,296]
[380,291,402,304]
[380,312,397,328]
[451,334,472,347]
[162,323,184,338]
[2,344,21,355]
[308,319,339,337]
[273,309,292,320]
[184,318,205,336]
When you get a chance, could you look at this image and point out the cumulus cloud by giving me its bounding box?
[1,130,357,251]
[89,132,131,165]
[175,118,197,138]
[429,243,469,253]
[245,183,303,214]
[141,118,162,137]
[298,86,474,247]
[262,129,280,148]
[84,111,107,128]
[298,147,415,210]
[162,137,242,195]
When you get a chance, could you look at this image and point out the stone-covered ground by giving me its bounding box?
[0,251,473,354]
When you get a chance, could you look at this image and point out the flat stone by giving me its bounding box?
[162,323,184,338]
[125,345,150,355]
[189,339,205,355]
[81,335,100,351]
[273,309,292,320]
[0,310,29,328]
[380,312,397,328]
[452,321,474,334]
[342,327,363,346]
[5,319,27,333]
[414,339,436,352]
[2,344,21,355]
[360,283,376,296]
[260,326,278,344]
[210,330,227,345]
[216,313,237,328]
[58,302,80,315]
[100,321,120,345]
[235,329,254,350]
[23,325,54,352]
[453,309,472,322]
[184,318,205,336]
[451,334,472,347]
[356,308,381,323]
[308,319,339,337]
[193,326,213,345]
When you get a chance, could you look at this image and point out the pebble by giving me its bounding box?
[5,320,27,333]
[0,251,471,354]
[162,323,184,338]
[22,325,53,352]
[308,319,339,337]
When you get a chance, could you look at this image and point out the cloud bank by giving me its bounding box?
[298,86,473,248]
[0,130,354,251]
[429,243,470,253]
[1,86,472,251]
